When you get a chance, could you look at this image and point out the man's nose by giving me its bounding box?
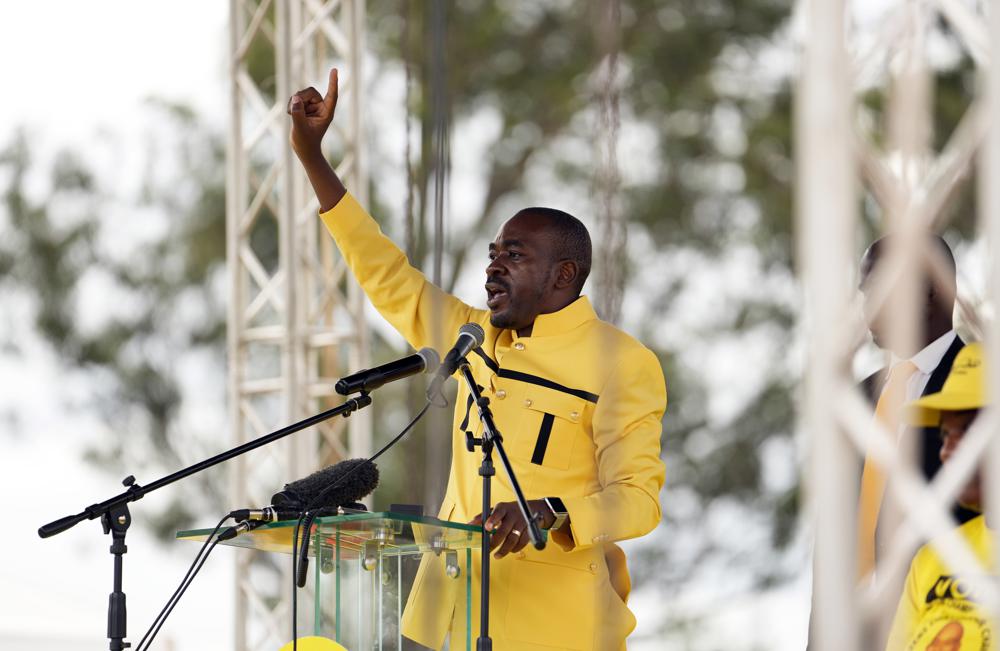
[486,257,507,276]
[940,435,959,463]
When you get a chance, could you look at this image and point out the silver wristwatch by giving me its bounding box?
[543,496,568,531]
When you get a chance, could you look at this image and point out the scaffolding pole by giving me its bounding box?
[797,0,858,645]
[227,1,369,649]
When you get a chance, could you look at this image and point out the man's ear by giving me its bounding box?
[553,260,579,291]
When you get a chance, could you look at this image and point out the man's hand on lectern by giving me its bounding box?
[288,67,339,160]
[469,499,555,559]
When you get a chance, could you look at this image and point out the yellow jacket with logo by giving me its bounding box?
[886,515,995,650]
[320,194,667,651]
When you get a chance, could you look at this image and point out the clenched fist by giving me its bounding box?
[287,67,339,160]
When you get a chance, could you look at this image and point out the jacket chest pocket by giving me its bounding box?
[521,390,588,471]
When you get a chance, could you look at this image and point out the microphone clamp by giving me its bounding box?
[218,519,266,542]
[229,506,301,523]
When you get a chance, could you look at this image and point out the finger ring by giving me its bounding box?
[511,529,521,537]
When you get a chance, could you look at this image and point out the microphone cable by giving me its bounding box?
[291,398,434,651]
[134,514,232,651]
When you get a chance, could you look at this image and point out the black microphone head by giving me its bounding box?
[417,347,441,374]
[336,348,442,395]
[271,458,380,510]
[459,322,485,347]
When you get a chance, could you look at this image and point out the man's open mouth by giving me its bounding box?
[485,282,509,309]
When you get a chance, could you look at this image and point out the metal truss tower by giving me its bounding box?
[226,1,370,649]
[798,0,999,648]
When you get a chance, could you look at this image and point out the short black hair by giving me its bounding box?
[861,232,957,311]
[863,233,956,284]
[516,207,592,294]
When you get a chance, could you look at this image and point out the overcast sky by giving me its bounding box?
[0,2,228,149]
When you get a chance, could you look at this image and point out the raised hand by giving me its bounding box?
[286,67,346,211]
[287,68,339,159]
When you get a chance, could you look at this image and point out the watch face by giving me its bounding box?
[546,497,567,514]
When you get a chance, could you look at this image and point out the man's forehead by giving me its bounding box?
[495,211,553,240]
[489,237,526,250]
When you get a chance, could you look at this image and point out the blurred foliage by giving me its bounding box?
[0,135,98,349]
[0,0,986,641]
[0,103,228,540]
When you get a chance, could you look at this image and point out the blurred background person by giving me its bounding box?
[856,234,976,581]
[886,342,992,649]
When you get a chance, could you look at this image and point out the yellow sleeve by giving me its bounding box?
[319,193,480,352]
[554,345,667,551]
[885,553,923,650]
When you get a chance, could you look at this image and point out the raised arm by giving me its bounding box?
[286,68,480,353]
[287,68,347,212]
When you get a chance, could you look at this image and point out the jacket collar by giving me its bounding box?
[901,330,958,375]
[519,295,597,339]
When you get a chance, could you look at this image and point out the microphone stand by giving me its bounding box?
[38,392,373,651]
[456,360,545,651]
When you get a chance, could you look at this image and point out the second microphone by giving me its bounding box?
[335,347,440,395]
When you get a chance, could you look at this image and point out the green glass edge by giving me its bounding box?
[176,510,481,539]
[465,546,472,651]
[335,526,341,643]
[313,525,321,636]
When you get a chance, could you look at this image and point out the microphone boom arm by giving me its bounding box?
[458,362,545,548]
[39,393,374,539]
[38,392,374,651]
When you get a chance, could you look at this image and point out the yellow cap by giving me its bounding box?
[278,637,349,651]
[907,343,987,425]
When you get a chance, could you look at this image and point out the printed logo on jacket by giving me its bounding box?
[906,574,992,650]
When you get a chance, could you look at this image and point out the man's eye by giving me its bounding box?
[488,252,497,261]
[509,251,522,260]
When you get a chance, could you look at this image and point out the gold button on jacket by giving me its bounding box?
[322,194,667,651]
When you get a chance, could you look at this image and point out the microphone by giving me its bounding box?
[284,458,379,588]
[335,347,440,395]
[271,458,380,511]
[427,323,486,399]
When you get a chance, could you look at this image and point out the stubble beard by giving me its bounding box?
[489,309,516,329]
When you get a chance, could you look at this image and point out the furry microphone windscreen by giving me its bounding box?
[270,458,380,511]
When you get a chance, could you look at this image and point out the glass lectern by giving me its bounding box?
[178,511,480,651]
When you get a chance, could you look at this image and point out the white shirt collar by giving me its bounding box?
[894,330,957,375]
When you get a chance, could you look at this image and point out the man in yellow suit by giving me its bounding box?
[288,69,666,651]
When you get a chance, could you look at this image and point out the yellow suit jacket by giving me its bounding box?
[320,194,667,651]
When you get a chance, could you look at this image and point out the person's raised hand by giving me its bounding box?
[288,68,339,159]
